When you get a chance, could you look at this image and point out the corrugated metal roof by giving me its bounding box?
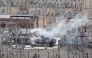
[0,15,10,18]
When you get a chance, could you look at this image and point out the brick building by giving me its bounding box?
[0,15,38,29]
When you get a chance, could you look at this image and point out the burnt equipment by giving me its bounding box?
[35,35,56,47]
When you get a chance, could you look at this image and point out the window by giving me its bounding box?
[12,20,15,22]
[2,20,5,21]
[6,20,10,21]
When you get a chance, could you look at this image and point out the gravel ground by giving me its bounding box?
[0,45,92,58]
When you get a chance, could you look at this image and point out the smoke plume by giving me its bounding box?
[30,13,89,38]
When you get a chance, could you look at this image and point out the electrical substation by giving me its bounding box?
[0,0,92,58]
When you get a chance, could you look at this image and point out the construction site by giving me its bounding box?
[0,0,92,58]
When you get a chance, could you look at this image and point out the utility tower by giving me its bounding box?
[17,0,29,14]
[0,0,9,14]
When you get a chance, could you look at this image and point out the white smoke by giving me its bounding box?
[30,13,89,37]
